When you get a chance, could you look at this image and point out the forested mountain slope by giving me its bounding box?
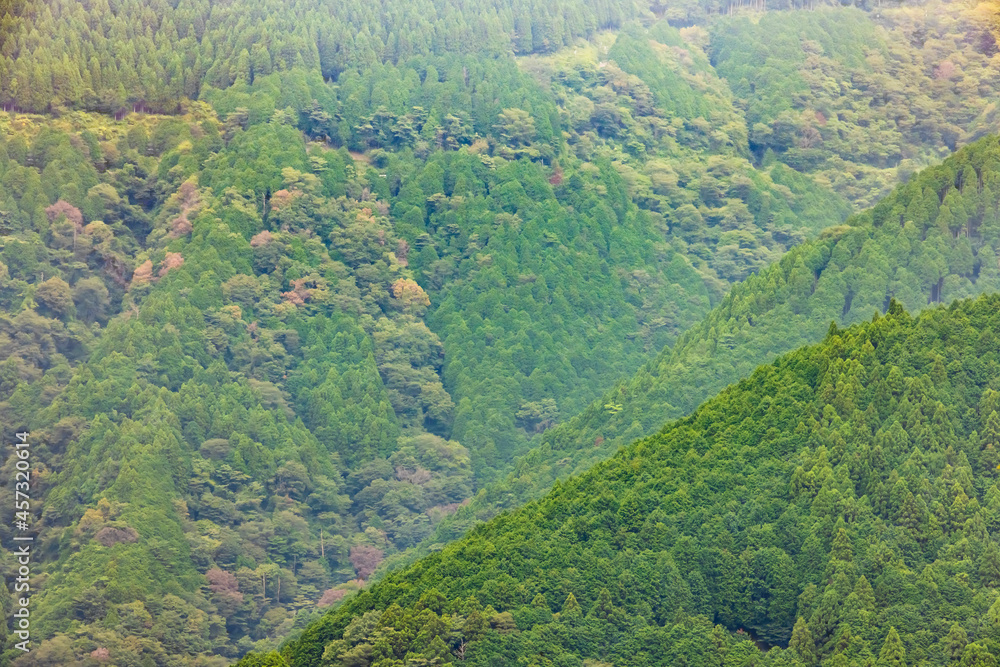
[0,109,483,664]
[0,75,827,665]
[711,3,1000,207]
[0,0,1000,662]
[248,292,1000,667]
[423,130,1000,551]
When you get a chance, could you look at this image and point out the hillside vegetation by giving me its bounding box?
[250,291,1000,667]
[0,0,999,663]
[418,132,1000,551]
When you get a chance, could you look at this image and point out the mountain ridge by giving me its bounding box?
[2,0,1000,663]
[403,131,1000,561]
[251,290,1000,666]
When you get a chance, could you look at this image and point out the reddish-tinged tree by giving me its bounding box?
[45,200,84,231]
[250,230,274,247]
[317,588,346,608]
[130,260,154,287]
[349,545,384,580]
[159,252,185,277]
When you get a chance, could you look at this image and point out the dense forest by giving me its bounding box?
[0,0,999,663]
[247,292,1000,667]
[421,130,1000,553]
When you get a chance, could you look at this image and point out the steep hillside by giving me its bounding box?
[0,80,833,664]
[0,110,482,664]
[422,132,1000,548]
[711,2,1000,207]
[1,0,1000,662]
[249,292,1000,667]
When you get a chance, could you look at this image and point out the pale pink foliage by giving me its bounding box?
[45,200,84,230]
[130,260,154,287]
[250,230,274,247]
[349,544,384,580]
[317,588,347,608]
[158,252,184,277]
